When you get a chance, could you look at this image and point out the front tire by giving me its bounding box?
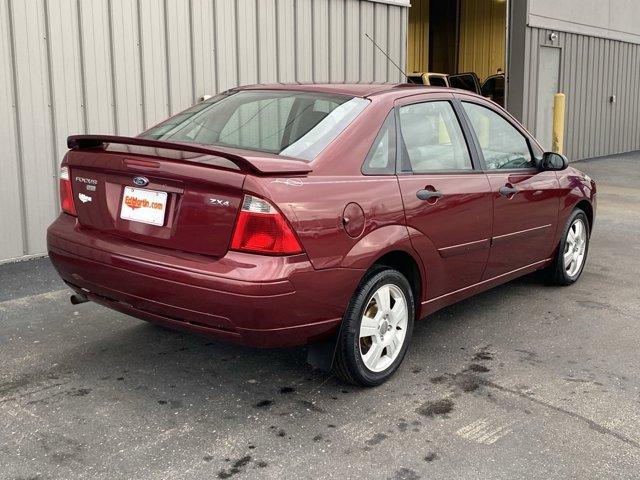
[333,267,415,387]
[546,208,590,285]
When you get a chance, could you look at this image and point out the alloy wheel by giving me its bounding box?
[359,284,409,373]
[563,218,587,277]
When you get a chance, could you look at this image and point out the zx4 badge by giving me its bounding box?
[209,198,230,207]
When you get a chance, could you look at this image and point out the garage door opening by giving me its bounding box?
[407,0,508,107]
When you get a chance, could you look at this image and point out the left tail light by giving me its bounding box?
[230,195,303,255]
[59,166,77,216]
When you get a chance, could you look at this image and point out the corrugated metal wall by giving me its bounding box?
[522,27,640,161]
[0,0,408,263]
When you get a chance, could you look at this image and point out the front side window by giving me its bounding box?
[142,90,369,161]
[462,102,534,170]
[398,101,473,173]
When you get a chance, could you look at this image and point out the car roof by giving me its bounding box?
[235,82,456,100]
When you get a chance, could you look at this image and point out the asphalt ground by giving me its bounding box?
[1,152,639,479]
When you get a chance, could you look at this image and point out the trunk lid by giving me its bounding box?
[65,135,311,257]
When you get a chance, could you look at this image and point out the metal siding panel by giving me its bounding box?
[344,0,360,81]
[584,36,595,156]
[215,0,238,91]
[592,35,601,156]
[576,35,586,158]
[329,0,345,82]
[257,0,278,83]
[10,0,56,255]
[400,5,407,82]
[139,0,170,127]
[236,0,258,86]
[387,5,401,82]
[295,0,313,81]
[45,0,84,194]
[313,0,330,82]
[166,0,193,113]
[623,43,632,150]
[191,0,217,99]
[632,44,640,149]
[359,1,374,81]
[608,39,618,155]
[373,2,387,81]
[79,0,115,133]
[111,0,144,135]
[276,0,295,82]
[0,0,25,259]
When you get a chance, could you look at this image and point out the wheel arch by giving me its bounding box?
[574,199,594,234]
[339,224,427,317]
[371,250,422,319]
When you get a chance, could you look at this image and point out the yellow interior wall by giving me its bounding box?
[407,0,429,73]
[457,0,506,80]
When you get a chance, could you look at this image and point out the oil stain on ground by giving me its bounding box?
[473,348,493,361]
[217,455,252,478]
[467,363,490,373]
[365,432,388,446]
[391,467,421,479]
[416,398,454,417]
[455,374,481,392]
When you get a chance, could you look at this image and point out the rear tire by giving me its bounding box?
[545,208,590,285]
[333,267,415,387]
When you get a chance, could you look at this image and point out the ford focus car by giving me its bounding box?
[47,83,596,386]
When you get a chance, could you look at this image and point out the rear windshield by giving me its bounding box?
[141,90,369,161]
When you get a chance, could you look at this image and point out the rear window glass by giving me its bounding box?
[141,90,369,161]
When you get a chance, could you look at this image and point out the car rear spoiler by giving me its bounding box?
[67,135,313,175]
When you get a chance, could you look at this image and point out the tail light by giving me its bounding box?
[59,166,77,216]
[230,195,303,255]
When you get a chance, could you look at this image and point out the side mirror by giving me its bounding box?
[540,152,569,171]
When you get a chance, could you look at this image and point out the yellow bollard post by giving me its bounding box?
[552,93,565,154]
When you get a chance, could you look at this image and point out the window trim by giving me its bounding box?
[455,97,541,173]
[393,97,484,176]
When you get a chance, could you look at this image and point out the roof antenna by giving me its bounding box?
[364,33,408,80]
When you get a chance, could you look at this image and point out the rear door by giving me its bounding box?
[458,96,560,279]
[395,93,493,299]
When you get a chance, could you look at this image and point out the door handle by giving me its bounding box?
[416,189,444,201]
[499,185,518,197]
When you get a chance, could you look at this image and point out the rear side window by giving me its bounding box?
[142,91,369,161]
[398,101,473,172]
[362,112,396,175]
[462,102,534,170]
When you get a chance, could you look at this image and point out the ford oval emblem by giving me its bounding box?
[133,176,149,187]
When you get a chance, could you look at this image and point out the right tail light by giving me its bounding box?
[230,195,302,255]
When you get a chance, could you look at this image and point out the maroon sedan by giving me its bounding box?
[48,84,596,386]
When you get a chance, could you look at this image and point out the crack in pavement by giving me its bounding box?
[483,379,640,451]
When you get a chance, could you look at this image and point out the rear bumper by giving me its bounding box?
[47,214,364,347]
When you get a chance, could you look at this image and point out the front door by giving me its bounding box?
[395,94,493,301]
[459,99,560,279]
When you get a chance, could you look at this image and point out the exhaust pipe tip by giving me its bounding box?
[70,293,89,305]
